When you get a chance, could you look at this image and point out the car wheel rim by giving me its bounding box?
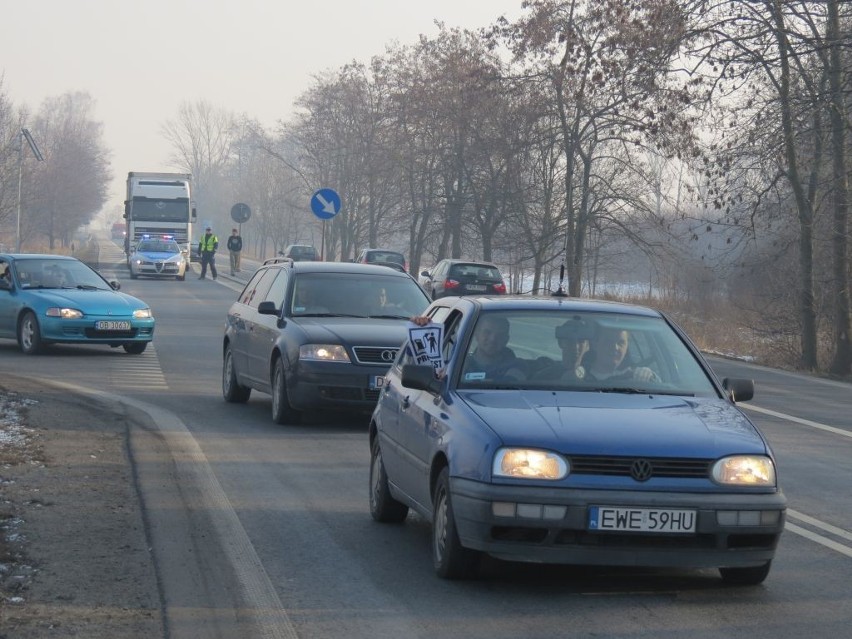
[370,452,381,508]
[272,367,281,415]
[21,320,33,349]
[224,352,233,392]
[434,490,448,564]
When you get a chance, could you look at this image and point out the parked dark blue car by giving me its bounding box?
[369,296,785,583]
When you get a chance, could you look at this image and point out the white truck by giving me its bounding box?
[124,172,196,261]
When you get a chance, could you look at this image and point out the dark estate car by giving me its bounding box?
[222,260,431,424]
[0,254,155,355]
[369,296,786,582]
[355,248,407,272]
[422,259,507,299]
[281,244,319,261]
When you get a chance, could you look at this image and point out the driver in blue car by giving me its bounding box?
[585,327,658,383]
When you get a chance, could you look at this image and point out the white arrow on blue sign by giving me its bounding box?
[310,188,341,220]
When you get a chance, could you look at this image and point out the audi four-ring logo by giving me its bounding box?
[381,349,397,362]
[630,459,653,482]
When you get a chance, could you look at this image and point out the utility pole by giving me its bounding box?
[16,127,45,252]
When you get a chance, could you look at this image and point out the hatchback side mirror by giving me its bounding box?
[722,378,754,403]
[401,364,441,393]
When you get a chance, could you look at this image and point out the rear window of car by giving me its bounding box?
[448,263,502,279]
[288,246,317,259]
[366,251,405,265]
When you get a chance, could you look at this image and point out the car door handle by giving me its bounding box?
[401,395,410,409]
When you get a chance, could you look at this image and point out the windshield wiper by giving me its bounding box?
[368,313,410,319]
[590,387,695,397]
[75,284,102,290]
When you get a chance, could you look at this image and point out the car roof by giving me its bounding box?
[439,258,499,267]
[432,294,663,318]
[263,260,416,278]
[0,253,79,262]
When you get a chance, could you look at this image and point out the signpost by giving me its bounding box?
[310,188,341,260]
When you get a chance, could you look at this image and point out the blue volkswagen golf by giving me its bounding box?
[0,254,155,354]
[369,296,786,583]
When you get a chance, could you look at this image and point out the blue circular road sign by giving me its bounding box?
[311,188,341,220]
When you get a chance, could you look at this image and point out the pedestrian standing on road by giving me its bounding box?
[227,228,242,275]
[197,227,219,280]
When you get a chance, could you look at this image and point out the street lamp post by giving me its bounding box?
[16,127,45,253]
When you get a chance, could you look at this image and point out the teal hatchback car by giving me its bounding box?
[0,254,155,355]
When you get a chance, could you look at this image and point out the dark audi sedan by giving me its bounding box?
[369,296,786,582]
[223,260,431,424]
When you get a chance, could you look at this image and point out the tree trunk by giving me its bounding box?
[827,0,851,375]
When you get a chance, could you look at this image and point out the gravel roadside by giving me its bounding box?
[0,378,163,638]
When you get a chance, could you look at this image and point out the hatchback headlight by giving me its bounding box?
[133,308,153,319]
[493,448,569,480]
[299,344,350,362]
[712,455,775,486]
[46,307,83,319]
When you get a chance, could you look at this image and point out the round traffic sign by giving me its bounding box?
[230,203,251,223]
[310,188,341,220]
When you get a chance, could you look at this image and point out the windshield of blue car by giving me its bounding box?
[290,272,429,318]
[456,310,720,397]
[14,258,111,290]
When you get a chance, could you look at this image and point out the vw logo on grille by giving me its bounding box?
[630,459,653,482]
[380,349,397,362]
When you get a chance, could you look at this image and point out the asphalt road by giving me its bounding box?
[2,238,852,639]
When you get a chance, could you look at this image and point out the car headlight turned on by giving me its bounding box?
[299,344,351,362]
[493,448,569,480]
[133,308,153,319]
[46,307,83,319]
[712,455,776,486]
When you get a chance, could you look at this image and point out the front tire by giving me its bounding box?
[271,357,301,425]
[432,468,479,579]
[719,561,771,585]
[123,342,148,354]
[18,311,44,355]
[222,344,251,403]
[369,436,408,523]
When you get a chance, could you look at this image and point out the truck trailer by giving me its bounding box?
[124,172,196,261]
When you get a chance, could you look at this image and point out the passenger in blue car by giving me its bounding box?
[462,315,525,382]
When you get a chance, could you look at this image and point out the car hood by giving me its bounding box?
[136,251,180,260]
[32,289,147,314]
[458,390,767,458]
[294,317,410,346]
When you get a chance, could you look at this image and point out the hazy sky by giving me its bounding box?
[1,0,523,217]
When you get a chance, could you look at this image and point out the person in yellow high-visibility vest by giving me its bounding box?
[197,227,219,280]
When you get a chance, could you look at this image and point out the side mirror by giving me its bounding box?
[110,281,121,290]
[401,364,441,393]
[191,206,197,219]
[420,270,430,277]
[257,301,279,316]
[722,378,754,403]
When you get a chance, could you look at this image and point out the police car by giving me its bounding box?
[128,235,188,280]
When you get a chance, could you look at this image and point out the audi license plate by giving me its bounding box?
[588,506,696,533]
[95,320,131,331]
[369,375,386,390]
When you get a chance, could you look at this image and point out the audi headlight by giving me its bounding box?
[493,448,569,480]
[46,307,83,319]
[133,308,153,319]
[712,456,775,486]
[299,344,350,362]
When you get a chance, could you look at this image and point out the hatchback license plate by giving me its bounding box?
[96,320,131,331]
[588,506,696,533]
[467,284,487,291]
